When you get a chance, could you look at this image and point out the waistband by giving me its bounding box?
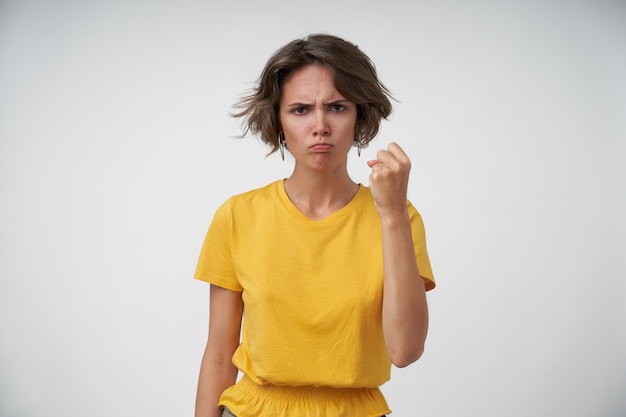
[219,375,390,417]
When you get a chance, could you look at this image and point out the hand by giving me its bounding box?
[367,142,412,216]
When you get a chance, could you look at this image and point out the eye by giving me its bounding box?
[291,107,306,115]
[331,104,346,112]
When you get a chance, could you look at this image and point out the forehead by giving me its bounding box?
[280,64,342,98]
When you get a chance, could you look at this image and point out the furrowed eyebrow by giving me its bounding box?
[324,99,350,106]
[286,102,311,108]
[285,99,350,108]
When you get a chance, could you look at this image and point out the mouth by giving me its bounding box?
[311,143,333,151]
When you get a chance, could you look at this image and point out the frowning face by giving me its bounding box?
[279,64,357,173]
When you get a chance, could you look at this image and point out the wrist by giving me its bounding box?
[378,208,411,228]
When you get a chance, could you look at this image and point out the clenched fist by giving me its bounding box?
[367,142,412,217]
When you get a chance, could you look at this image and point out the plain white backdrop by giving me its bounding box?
[1,1,625,416]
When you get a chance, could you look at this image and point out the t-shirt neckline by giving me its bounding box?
[275,179,366,224]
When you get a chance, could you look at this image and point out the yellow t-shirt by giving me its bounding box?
[195,180,435,416]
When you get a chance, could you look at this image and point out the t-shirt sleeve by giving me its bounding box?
[407,202,436,291]
[194,199,243,292]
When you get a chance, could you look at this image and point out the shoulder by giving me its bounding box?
[216,180,281,215]
[229,180,279,205]
[406,199,423,218]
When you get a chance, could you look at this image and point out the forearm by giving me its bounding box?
[195,349,238,417]
[196,286,243,417]
[380,210,429,368]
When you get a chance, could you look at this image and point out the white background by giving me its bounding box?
[1,1,625,416]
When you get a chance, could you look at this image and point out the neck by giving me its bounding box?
[283,168,359,221]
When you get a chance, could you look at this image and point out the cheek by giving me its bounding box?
[283,122,302,138]
[340,118,358,135]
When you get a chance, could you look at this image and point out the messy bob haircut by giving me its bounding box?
[232,33,393,155]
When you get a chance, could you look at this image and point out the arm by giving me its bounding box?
[195,285,243,417]
[368,142,429,368]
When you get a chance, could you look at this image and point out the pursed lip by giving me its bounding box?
[310,143,333,151]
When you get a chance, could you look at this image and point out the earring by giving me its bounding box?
[353,139,362,157]
[278,132,286,161]
[354,124,363,157]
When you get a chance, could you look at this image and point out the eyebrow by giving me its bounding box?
[285,99,351,107]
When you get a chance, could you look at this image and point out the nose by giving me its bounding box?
[312,109,329,138]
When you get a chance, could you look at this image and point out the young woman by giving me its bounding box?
[194,33,436,417]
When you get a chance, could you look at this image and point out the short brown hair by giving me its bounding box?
[232,34,393,155]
